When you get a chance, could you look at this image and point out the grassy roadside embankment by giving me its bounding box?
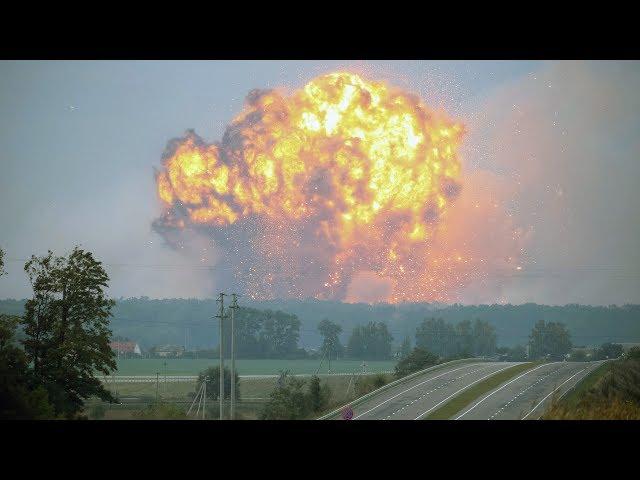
[425,362,537,420]
[543,356,640,419]
[553,360,610,410]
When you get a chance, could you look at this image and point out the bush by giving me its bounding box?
[568,350,588,362]
[260,371,334,419]
[625,347,640,360]
[89,403,107,420]
[308,375,331,413]
[196,366,240,401]
[260,374,310,420]
[394,348,439,378]
[594,343,624,360]
[133,402,187,420]
[355,373,390,396]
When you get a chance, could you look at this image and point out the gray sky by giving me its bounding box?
[0,60,638,305]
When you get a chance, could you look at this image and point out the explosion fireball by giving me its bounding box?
[154,72,483,303]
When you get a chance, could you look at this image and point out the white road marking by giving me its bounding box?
[383,366,493,419]
[353,363,479,419]
[455,363,552,420]
[521,368,586,419]
[486,365,566,419]
[414,364,516,420]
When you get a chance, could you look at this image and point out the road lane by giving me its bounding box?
[344,361,521,420]
[456,361,605,420]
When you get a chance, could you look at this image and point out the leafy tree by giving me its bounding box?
[415,318,454,358]
[528,320,572,360]
[261,372,310,420]
[317,319,343,360]
[0,314,54,419]
[394,347,439,378]
[0,247,5,276]
[568,350,588,362]
[400,336,412,359]
[454,319,474,356]
[471,319,497,356]
[21,247,117,417]
[347,322,393,360]
[196,366,240,401]
[260,312,302,358]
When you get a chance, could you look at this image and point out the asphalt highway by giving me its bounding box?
[455,360,604,420]
[332,361,522,420]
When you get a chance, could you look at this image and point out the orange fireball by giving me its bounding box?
[155,72,470,302]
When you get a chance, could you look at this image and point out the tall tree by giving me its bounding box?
[400,336,412,359]
[317,318,343,360]
[454,319,473,356]
[415,318,454,358]
[471,319,497,356]
[21,247,117,417]
[528,319,572,359]
[260,311,301,358]
[0,247,5,276]
[0,314,54,419]
[347,322,393,360]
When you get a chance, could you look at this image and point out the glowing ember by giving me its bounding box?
[154,72,475,302]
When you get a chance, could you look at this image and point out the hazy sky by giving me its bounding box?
[1,60,638,305]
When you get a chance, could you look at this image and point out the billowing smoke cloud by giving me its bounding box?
[457,61,640,305]
[154,64,640,305]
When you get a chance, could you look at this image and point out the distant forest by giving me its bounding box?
[1,298,639,353]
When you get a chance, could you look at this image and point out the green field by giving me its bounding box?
[115,358,396,376]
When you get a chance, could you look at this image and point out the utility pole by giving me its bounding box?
[215,292,227,420]
[203,376,207,420]
[229,293,239,420]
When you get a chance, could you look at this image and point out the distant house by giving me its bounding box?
[152,345,185,358]
[110,341,142,356]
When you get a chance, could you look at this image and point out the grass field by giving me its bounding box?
[425,363,536,420]
[91,372,394,420]
[115,358,396,376]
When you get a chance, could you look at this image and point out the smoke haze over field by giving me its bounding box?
[0,61,639,304]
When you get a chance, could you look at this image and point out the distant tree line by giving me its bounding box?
[222,308,305,359]
[415,318,497,358]
[315,317,497,362]
[3,298,639,352]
